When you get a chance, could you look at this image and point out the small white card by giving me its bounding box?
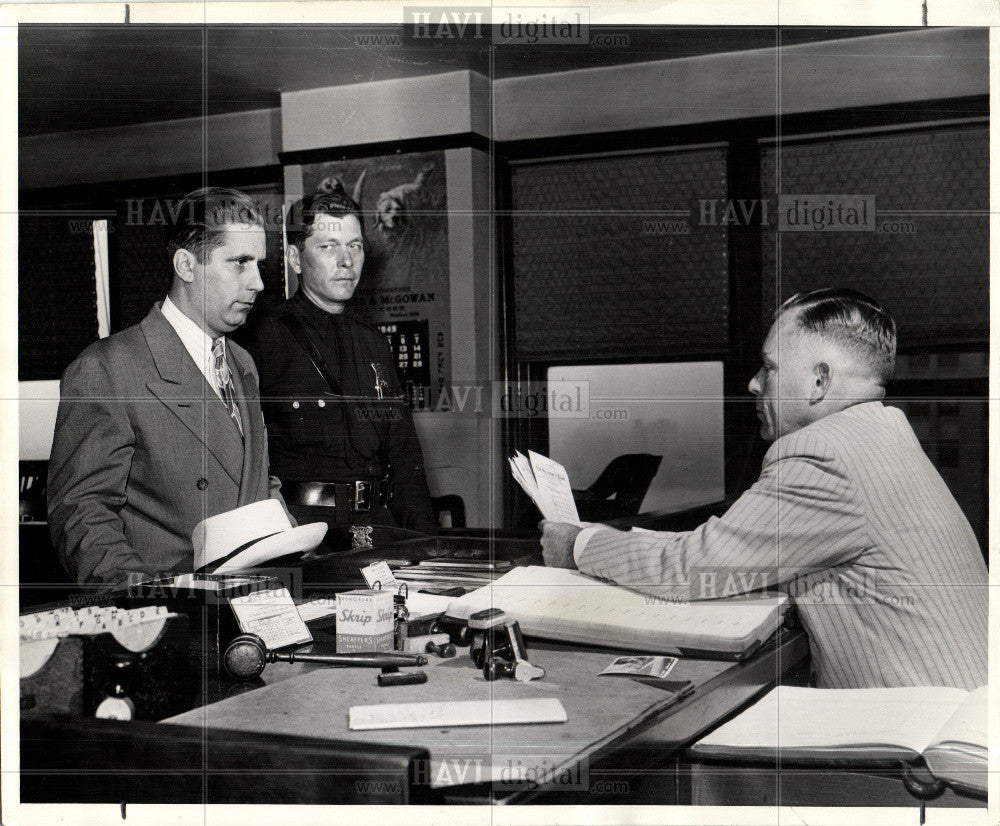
[599,655,678,679]
[230,586,312,650]
[361,560,401,591]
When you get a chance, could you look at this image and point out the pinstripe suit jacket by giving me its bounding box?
[48,304,284,585]
[575,402,987,689]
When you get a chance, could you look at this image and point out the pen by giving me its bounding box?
[281,650,429,668]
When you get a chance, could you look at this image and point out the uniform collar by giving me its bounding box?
[291,289,348,340]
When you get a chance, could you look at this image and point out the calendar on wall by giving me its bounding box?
[377,319,432,409]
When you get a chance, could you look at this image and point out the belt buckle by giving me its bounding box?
[354,480,371,512]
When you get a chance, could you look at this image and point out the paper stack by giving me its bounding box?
[508,450,583,526]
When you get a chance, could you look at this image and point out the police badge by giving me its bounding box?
[350,524,374,551]
[371,362,391,401]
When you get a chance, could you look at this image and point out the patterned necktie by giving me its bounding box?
[212,338,244,438]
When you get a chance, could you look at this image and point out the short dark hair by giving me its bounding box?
[285,185,367,250]
[778,288,897,383]
[165,187,265,263]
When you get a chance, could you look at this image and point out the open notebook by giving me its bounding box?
[691,684,987,795]
[444,566,789,659]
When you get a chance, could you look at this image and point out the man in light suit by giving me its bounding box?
[48,187,288,586]
[541,289,987,689]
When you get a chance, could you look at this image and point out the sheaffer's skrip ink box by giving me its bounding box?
[336,589,394,652]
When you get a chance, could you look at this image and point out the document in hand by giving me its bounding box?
[508,451,582,526]
[690,684,987,795]
[444,566,789,659]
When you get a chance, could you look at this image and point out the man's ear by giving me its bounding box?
[287,244,302,275]
[810,361,831,403]
[173,248,197,284]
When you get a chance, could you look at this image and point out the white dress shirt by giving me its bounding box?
[160,296,224,400]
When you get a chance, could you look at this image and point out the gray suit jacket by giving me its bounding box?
[48,303,284,584]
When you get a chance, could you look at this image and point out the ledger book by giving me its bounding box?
[445,566,789,658]
[691,684,987,794]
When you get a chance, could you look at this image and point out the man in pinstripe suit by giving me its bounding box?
[541,289,987,689]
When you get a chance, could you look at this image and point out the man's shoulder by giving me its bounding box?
[340,314,391,346]
[253,297,306,336]
[808,402,903,440]
[266,296,297,318]
[246,300,293,351]
[253,297,292,326]
[256,297,389,352]
[769,402,903,461]
[69,318,148,365]
[60,320,152,391]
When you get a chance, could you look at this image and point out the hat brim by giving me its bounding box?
[212,522,328,574]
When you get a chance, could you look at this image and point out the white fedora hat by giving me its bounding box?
[193,499,328,573]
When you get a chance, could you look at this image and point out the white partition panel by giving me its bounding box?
[548,362,724,515]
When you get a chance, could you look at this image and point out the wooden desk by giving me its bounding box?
[19,531,811,806]
[20,629,807,806]
[156,627,808,804]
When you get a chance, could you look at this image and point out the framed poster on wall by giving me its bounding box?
[296,149,451,410]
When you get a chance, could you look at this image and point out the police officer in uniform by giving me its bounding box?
[249,187,436,548]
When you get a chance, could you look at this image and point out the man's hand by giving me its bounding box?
[539,519,582,569]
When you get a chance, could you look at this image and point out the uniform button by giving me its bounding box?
[196,478,209,490]
[292,401,300,409]
[317,399,326,408]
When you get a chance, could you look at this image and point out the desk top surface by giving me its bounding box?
[163,633,805,794]
[164,645,713,786]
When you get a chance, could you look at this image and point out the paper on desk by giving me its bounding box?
[508,450,582,526]
[230,586,312,649]
[361,560,400,591]
[296,598,338,622]
[404,591,455,618]
[158,573,221,591]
